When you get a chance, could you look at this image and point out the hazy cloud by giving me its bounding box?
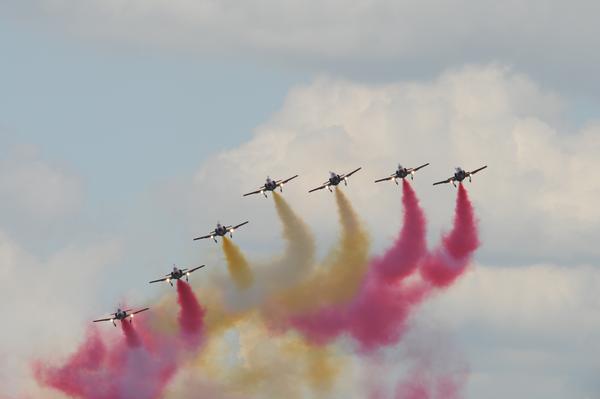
[0,230,121,396]
[4,1,600,91]
[421,263,600,399]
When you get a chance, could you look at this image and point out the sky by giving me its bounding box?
[1,1,599,398]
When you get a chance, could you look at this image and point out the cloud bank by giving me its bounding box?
[5,1,600,93]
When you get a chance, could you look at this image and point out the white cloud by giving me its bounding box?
[2,65,599,397]
[0,145,84,238]
[0,230,121,396]
[162,65,600,264]
[149,65,600,396]
[419,263,600,399]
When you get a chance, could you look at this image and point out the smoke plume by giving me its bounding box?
[222,237,254,289]
[420,184,479,287]
[176,280,206,348]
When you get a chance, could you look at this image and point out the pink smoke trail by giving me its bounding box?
[395,377,429,399]
[420,184,479,287]
[393,367,467,399]
[375,180,428,282]
[34,321,178,399]
[121,319,141,348]
[291,182,479,352]
[290,181,429,350]
[176,279,205,348]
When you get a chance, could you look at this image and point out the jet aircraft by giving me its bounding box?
[374,163,429,184]
[149,264,205,286]
[433,166,487,187]
[243,175,299,198]
[193,221,249,242]
[308,167,362,193]
[93,307,149,327]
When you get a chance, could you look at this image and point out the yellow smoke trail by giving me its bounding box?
[214,192,316,314]
[267,188,370,316]
[269,192,316,283]
[282,336,340,393]
[222,237,254,289]
[182,311,343,399]
[153,191,360,397]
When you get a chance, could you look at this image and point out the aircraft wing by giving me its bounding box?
[92,317,113,323]
[470,165,487,175]
[243,187,265,197]
[232,221,249,230]
[374,176,394,183]
[149,277,169,284]
[433,178,452,186]
[308,183,329,193]
[411,163,430,172]
[132,308,150,315]
[193,231,215,240]
[342,167,362,178]
[279,174,299,185]
[187,265,206,274]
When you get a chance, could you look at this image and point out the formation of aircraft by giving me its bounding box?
[243,175,299,197]
[433,166,487,187]
[93,162,487,326]
[149,264,205,286]
[193,221,249,243]
[374,163,429,184]
[308,167,362,193]
[93,307,150,327]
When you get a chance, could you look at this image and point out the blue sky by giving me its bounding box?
[1,2,600,398]
[0,18,307,207]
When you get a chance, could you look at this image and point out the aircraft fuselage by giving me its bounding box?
[170,268,184,280]
[114,309,128,321]
[454,170,469,182]
[264,179,278,191]
[329,174,344,186]
[395,168,411,179]
[214,225,228,236]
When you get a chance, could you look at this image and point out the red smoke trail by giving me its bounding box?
[176,279,205,348]
[291,182,479,352]
[393,368,467,399]
[121,319,141,348]
[34,321,179,399]
[420,184,479,287]
[291,276,428,351]
[290,181,429,351]
[395,377,429,399]
[34,282,208,398]
[375,180,427,282]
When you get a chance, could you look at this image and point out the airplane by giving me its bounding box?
[243,175,299,198]
[433,166,488,187]
[308,167,362,193]
[93,307,149,327]
[193,221,249,243]
[149,264,205,286]
[374,163,429,184]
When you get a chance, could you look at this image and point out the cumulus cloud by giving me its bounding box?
[161,65,600,265]
[419,263,600,399]
[3,64,598,398]
[150,65,600,397]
